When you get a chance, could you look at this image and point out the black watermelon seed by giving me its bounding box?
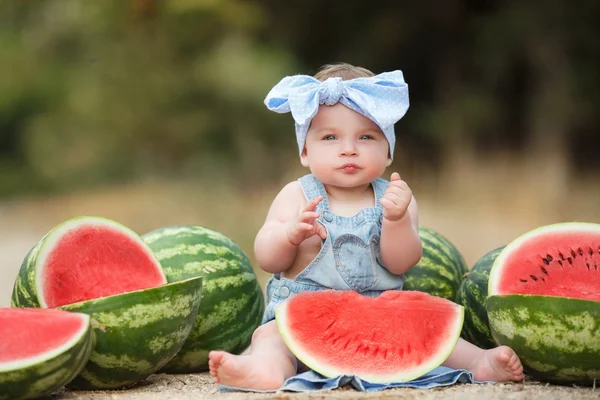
[520,279,528,282]
[567,257,573,265]
[530,275,538,281]
[541,267,548,275]
[542,258,550,265]
[558,260,563,266]
[578,248,584,256]
[547,254,554,261]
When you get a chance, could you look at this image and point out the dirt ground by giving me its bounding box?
[53,373,599,400]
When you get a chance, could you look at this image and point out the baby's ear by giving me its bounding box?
[300,147,310,167]
[386,154,393,167]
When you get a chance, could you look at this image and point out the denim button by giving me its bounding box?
[279,285,290,298]
[322,211,334,222]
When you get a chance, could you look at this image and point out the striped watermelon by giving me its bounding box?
[402,227,468,301]
[58,277,202,389]
[0,308,94,400]
[142,225,265,373]
[455,246,504,349]
[487,222,600,385]
[11,216,167,308]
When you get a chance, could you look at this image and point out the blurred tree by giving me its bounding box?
[0,0,599,198]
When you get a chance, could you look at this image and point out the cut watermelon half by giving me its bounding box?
[12,216,167,308]
[275,290,464,383]
[488,222,600,300]
[0,308,94,399]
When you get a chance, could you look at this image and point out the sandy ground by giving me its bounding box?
[52,373,599,400]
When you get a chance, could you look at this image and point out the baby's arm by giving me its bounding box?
[379,173,422,275]
[254,181,326,274]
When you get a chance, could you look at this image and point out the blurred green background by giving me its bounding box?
[1,0,600,306]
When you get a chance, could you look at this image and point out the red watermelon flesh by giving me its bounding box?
[37,218,167,308]
[0,308,89,365]
[488,222,600,301]
[276,290,464,383]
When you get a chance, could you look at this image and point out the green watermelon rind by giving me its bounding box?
[57,276,203,390]
[403,227,468,301]
[455,246,505,349]
[0,312,94,400]
[487,294,600,385]
[142,225,265,373]
[488,222,600,297]
[275,295,465,383]
[11,216,167,309]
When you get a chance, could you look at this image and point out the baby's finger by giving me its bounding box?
[298,211,320,223]
[379,197,395,209]
[296,222,314,232]
[388,179,410,190]
[303,196,323,212]
[316,222,327,240]
[384,187,411,201]
[390,172,401,182]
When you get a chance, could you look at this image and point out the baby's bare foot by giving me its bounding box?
[208,350,286,390]
[469,346,524,382]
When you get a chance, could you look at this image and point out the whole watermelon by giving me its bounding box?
[402,227,468,301]
[142,225,265,373]
[455,246,504,349]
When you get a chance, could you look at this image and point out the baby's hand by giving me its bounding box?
[287,196,328,246]
[380,172,412,222]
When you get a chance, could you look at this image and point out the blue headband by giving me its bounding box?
[263,70,409,159]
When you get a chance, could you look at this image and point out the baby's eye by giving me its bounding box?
[322,135,337,141]
[360,135,375,140]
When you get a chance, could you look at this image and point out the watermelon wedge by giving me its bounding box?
[11,216,167,309]
[58,277,203,390]
[487,222,600,385]
[0,308,94,400]
[276,290,464,383]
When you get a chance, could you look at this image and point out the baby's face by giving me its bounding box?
[301,104,392,187]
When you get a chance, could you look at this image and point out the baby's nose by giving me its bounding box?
[340,140,358,155]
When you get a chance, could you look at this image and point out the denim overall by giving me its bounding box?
[261,173,406,324]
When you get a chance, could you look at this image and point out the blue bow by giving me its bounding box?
[264,70,409,158]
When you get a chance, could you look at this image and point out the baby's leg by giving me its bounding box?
[442,338,524,382]
[208,320,296,390]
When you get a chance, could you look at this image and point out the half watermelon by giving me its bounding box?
[487,222,600,385]
[276,290,464,383]
[12,216,167,308]
[0,308,94,400]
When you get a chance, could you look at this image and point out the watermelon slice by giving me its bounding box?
[487,222,600,385]
[0,308,94,400]
[489,222,600,300]
[12,216,167,308]
[276,290,464,383]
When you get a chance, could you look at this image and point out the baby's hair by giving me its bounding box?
[314,63,374,81]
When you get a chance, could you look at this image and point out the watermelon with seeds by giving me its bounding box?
[487,222,600,385]
[0,308,94,400]
[276,290,464,383]
[10,216,202,389]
